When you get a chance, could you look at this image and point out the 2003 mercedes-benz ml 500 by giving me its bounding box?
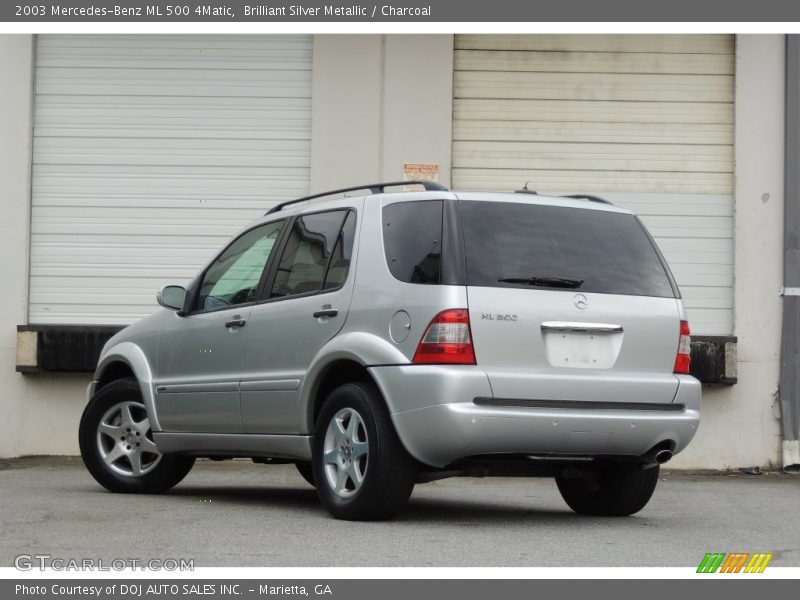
[80,181,700,520]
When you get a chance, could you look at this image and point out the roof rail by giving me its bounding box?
[561,194,612,205]
[266,180,449,215]
[512,184,612,205]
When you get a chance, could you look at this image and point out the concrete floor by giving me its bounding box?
[1,457,798,567]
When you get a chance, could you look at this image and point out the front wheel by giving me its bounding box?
[312,382,416,520]
[556,462,660,516]
[79,378,195,494]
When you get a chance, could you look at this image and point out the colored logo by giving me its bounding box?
[697,552,773,573]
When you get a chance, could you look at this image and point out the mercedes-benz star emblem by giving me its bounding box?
[573,293,588,310]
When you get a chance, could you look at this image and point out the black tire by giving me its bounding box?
[556,463,660,516]
[79,378,195,494]
[295,461,315,487]
[312,382,416,520]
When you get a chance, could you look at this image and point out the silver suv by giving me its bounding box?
[79,181,700,520]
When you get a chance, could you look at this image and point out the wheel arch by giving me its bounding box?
[300,331,408,433]
[93,342,161,432]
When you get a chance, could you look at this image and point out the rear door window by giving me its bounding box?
[459,200,676,298]
[269,210,349,299]
[322,210,356,291]
[382,200,443,284]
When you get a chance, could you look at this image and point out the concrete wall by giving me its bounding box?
[0,35,90,458]
[310,34,454,190]
[672,34,785,469]
[0,34,788,468]
[380,35,454,184]
[309,35,384,191]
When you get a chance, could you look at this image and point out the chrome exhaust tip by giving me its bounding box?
[654,449,673,464]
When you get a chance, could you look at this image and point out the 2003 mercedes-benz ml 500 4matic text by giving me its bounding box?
[79,181,700,520]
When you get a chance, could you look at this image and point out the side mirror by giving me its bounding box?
[157,285,187,311]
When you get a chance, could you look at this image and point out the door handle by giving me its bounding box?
[313,309,339,318]
[225,318,247,329]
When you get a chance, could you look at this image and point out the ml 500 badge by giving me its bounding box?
[481,313,518,322]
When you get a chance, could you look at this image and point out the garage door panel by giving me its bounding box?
[36,65,311,82]
[30,34,312,325]
[680,286,735,309]
[33,205,277,223]
[455,71,733,103]
[451,168,733,195]
[27,305,175,326]
[37,34,312,51]
[36,94,312,117]
[680,308,732,334]
[36,75,311,100]
[455,34,734,54]
[613,193,733,217]
[453,141,732,173]
[454,98,733,124]
[38,125,311,141]
[34,138,311,168]
[455,50,733,75]
[453,34,734,334]
[454,120,732,145]
[38,48,313,71]
[34,164,309,191]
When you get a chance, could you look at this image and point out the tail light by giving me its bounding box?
[673,320,691,374]
[412,309,476,365]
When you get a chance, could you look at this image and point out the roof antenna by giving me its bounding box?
[515,182,537,195]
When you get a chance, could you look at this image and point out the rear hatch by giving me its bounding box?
[459,196,683,405]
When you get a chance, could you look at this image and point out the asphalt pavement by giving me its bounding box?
[1,457,798,568]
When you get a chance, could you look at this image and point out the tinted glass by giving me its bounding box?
[199,220,284,311]
[459,201,676,298]
[382,200,442,284]
[270,211,347,298]
[322,211,356,291]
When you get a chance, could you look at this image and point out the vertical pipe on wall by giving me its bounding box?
[781,35,800,472]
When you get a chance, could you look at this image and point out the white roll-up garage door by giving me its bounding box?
[30,35,313,325]
[453,34,735,334]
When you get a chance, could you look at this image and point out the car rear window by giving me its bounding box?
[459,200,677,298]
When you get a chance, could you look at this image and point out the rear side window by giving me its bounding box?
[459,201,676,298]
[382,200,442,284]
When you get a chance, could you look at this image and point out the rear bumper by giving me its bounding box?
[369,365,701,468]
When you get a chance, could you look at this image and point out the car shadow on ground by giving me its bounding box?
[147,484,585,523]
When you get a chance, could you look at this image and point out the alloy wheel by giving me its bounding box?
[322,407,369,497]
[95,400,162,477]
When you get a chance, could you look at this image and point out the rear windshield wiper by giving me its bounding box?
[497,276,584,289]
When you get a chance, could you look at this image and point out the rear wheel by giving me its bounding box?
[79,378,195,493]
[556,463,660,516]
[312,382,416,520]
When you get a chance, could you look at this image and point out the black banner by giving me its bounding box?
[5,579,800,600]
[4,0,800,22]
